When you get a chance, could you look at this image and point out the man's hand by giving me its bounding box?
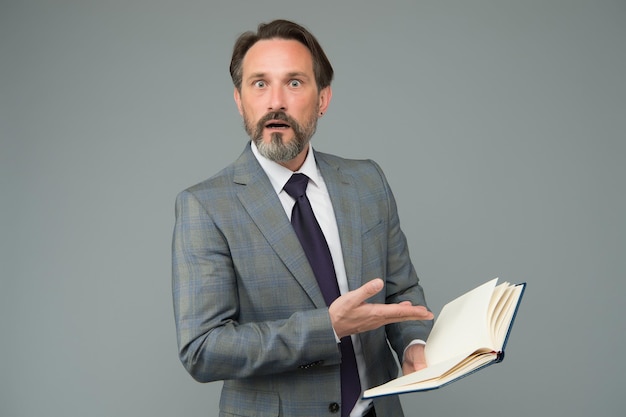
[328,278,433,339]
[402,343,428,375]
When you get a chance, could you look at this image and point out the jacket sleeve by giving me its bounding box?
[368,160,433,358]
[172,189,341,382]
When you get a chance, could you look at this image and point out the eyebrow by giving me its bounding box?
[245,71,312,82]
[286,71,311,79]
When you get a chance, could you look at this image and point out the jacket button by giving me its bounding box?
[328,402,340,413]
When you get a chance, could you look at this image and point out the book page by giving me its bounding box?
[489,282,511,343]
[363,350,497,397]
[424,278,498,366]
[493,285,523,346]
[364,353,470,395]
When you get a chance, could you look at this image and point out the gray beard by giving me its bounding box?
[255,132,306,162]
[244,110,317,163]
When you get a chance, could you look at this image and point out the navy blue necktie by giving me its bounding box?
[284,173,362,417]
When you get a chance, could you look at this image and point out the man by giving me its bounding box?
[172,19,433,417]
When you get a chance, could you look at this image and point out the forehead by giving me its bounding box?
[242,38,314,77]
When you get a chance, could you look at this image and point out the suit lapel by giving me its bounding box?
[316,153,363,292]
[233,145,327,308]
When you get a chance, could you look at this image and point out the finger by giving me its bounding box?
[413,362,428,372]
[366,277,384,293]
[374,303,434,321]
[345,278,384,306]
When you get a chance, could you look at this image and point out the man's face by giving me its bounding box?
[234,39,331,167]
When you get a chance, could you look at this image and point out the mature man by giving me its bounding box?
[172,19,433,417]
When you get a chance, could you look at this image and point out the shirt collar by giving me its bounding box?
[251,141,322,193]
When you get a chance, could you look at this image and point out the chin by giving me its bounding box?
[266,132,293,144]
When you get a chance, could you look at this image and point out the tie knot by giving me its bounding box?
[284,173,309,199]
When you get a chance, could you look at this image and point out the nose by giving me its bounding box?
[268,86,287,112]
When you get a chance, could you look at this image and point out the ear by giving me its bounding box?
[318,86,332,116]
[233,87,244,116]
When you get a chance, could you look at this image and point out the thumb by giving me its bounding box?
[341,278,383,308]
[359,278,384,299]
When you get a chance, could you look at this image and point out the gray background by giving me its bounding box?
[1,0,624,416]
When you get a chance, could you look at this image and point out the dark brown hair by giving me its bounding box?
[229,19,334,91]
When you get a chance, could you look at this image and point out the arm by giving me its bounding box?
[371,160,433,360]
[172,190,341,382]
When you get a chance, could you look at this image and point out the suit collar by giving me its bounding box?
[233,144,327,307]
[233,144,364,304]
[315,153,363,292]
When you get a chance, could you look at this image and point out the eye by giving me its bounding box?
[289,79,302,88]
[254,80,267,88]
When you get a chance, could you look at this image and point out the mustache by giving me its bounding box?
[258,111,298,127]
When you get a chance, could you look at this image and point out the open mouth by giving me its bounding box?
[265,120,291,129]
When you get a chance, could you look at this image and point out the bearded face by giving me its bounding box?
[234,39,331,168]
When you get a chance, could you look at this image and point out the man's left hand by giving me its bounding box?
[402,343,428,375]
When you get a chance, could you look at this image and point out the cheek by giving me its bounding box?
[239,92,264,114]
[241,102,262,122]
[290,97,319,118]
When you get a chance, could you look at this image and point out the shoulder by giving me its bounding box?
[186,164,236,194]
[173,164,239,221]
[315,149,385,176]
[179,144,260,201]
[314,149,390,191]
[176,163,236,207]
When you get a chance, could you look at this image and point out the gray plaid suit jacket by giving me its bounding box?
[172,143,431,417]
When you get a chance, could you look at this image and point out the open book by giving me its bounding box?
[363,278,526,398]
